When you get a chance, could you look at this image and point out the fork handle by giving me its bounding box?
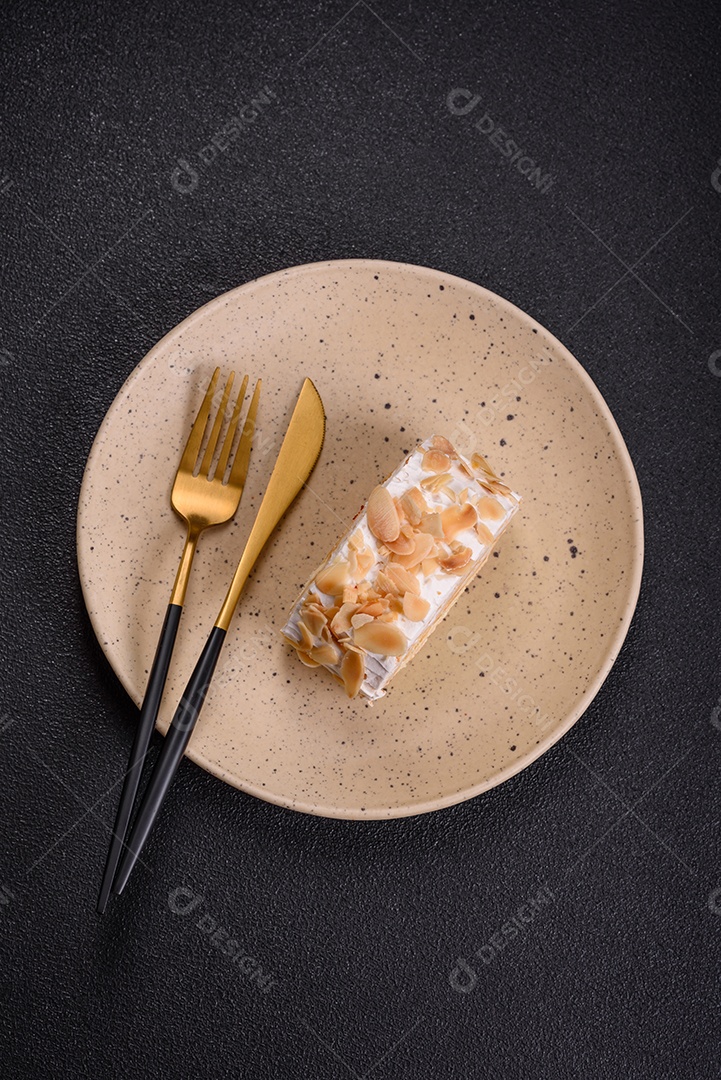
[97,603,184,912]
[112,626,227,895]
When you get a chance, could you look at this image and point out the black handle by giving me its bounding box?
[112,625,227,896]
[97,603,183,913]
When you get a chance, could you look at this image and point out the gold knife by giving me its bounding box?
[113,378,325,893]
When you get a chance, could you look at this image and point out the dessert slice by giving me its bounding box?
[282,436,521,699]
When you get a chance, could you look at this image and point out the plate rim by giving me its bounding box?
[77,257,644,819]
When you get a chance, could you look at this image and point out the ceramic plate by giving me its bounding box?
[77,259,643,819]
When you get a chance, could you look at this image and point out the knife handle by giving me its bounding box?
[97,602,183,913]
[112,626,227,895]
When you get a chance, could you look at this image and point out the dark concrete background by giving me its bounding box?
[1,1,720,1077]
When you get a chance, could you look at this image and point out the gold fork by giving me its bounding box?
[97,368,261,912]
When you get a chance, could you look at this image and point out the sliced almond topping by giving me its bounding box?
[420,512,443,538]
[342,584,358,605]
[303,608,327,637]
[282,631,306,652]
[422,448,451,473]
[388,595,405,614]
[421,472,453,493]
[375,569,397,596]
[297,620,314,650]
[393,531,435,569]
[310,642,341,666]
[330,602,360,636]
[348,528,364,551]
[316,560,350,596]
[367,485,401,543]
[421,557,440,576]
[403,593,431,621]
[475,520,494,545]
[356,549,375,576]
[344,641,365,653]
[440,545,472,571]
[399,488,425,526]
[341,648,365,697]
[442,502,477,540]
[476,496,505,522]
[470,452,499,479]
[385,525,416,555]
[386,562,421,595]
[378,611,399,622]
[354,619,407,655]
[351,612,375,630]
[431,435,457,456]
[359,599,389,617]
[297,651,321,667]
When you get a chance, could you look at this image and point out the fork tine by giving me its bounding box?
[179,367,220,473]
[228,379,261,491]
[200,371,235,478]
[216,374,249,481]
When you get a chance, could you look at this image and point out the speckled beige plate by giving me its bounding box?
[77,259,643,819]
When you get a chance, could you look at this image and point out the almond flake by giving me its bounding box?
[375,569,397,596]
[331,602,360,636]
[475,521,494,545]
[353,620,407,656]
[471,452,499,479]
[341,648,365,697]
[357,549,375,576]
[303,608,327,637]
[358,599,388,617]
[282,632,306,651]
[316,560,350,596]
[421,472,453,493]
[351,613,375,630]
[431,435,457,456]
[422,448,451,473]
[440,545,472,571]
[392,531,435,569]
[297,651,321,667]
[476,496,505,522]
[385,525,416,555]
[399,488,424,526]
[420,512,443,538]
[309,642,341,666]
[367,485,401,543]
[441,503,477,540]
[403,593,431,621]
[386,563,421,595]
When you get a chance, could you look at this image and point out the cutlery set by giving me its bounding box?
[97,370,325,911]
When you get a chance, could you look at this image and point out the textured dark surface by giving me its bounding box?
[1,1,720,1077]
